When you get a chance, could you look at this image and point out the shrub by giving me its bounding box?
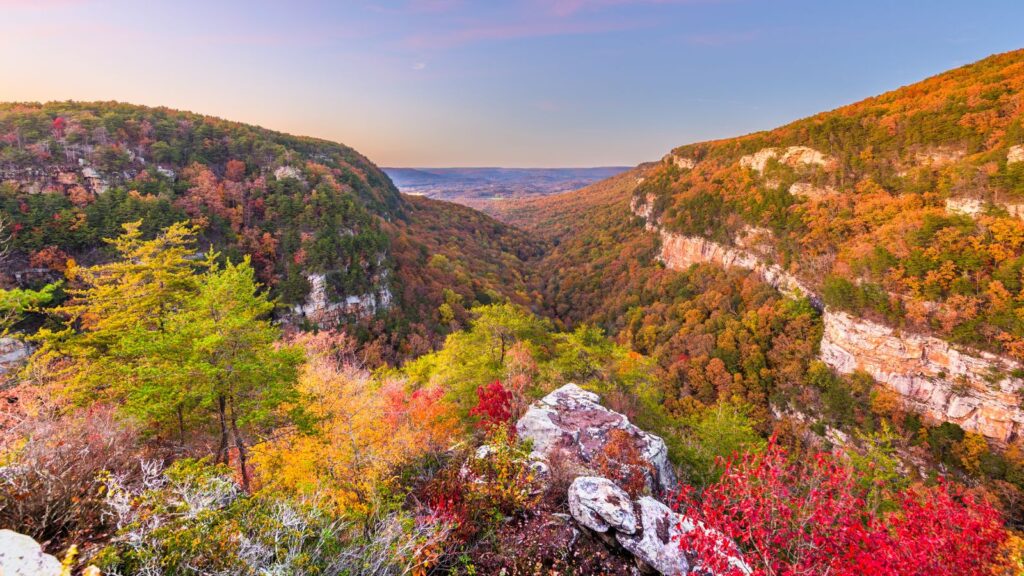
[676,438,1007,576]
[0,404,139,548]
[95,458,452,576]
[469,380,513,431]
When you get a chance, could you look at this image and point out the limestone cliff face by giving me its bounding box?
[821,310,1024,443]
[634,195,1024,443]
[291,272,393,326]
[654,227,820,308]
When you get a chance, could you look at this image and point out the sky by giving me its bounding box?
[2,1,1024,167]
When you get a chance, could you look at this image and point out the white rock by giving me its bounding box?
[1008,144,1024,164]
[740,146,830,173]
[0,530,61,576]
[664,153,695,170]
[274,165,303,180]
[615,497,690,576]
[945,197,986,216]
[568,476,637,534]
[789,182,836,200]
[516,384,676,495]
[0,337,31,376]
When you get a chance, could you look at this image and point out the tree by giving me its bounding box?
[156,257,301,489]
[34,222,300,488]
[34,221,204,411]
[252,331,456,518]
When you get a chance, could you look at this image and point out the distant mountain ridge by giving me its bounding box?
[382,166,630,204]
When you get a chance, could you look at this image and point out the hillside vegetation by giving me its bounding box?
[4,53,1024,575]
[636,49,1024,357]
[0,102,539,362]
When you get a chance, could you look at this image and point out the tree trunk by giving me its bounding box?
[228,395,250,491]
[216,394,228,464]
[177,404,185,448]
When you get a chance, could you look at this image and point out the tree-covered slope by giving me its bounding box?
[633,48,1024,358]
[0,101,540,361]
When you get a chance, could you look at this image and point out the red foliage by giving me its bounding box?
[29,245,70,272]
[51,116,66,138]
[594,429,655,498]
[224,159,246,182]
[677,438,1007,576]
[469,380,512,431]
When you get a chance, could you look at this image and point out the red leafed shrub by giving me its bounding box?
[677,438,1007,576]
[52,117,66,138]
[469,380,512,430]
[29,245,71,272]
[594,428,654,498]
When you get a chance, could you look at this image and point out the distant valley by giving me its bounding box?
[382,166,630,207]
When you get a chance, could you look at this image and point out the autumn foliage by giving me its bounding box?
[676,438,1008,576]
[469,380,513,431]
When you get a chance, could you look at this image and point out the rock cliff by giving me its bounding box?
[654,228,820,308]
[291,272,393,326]
[820,310,1024,443]
[634,195,1024,443]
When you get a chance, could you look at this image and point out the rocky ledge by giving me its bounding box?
[821,310,1024,443]
[516,383,676,495]
[517,385,749,575]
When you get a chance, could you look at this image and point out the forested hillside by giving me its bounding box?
[0,102,540,362]
[4,52,1024,575]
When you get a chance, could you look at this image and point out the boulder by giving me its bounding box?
[0,529,62,576]
[0,337,32,377]
[516,384,676,494]
[616,497,691,576]
[568,476,637,534]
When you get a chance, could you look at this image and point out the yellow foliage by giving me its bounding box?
[952,432,990,475]
[253,332,458,517]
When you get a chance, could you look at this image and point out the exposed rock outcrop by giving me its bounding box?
[568,476,638,534]
[632,196,1024,443]
[516,384,676,495]
[615,497,692,576]
[655,229,819,307]
[545,392,748,575]
[789,182,836,200]
[945,197,987,216]
[914,146,965,166]
[820,310,1024,443]
[739,146,831,173]
[273,165,304,181]
[0,529,61,576]
[663,153,696,170]
[0,337,31,379]
[1009,144,1024,164]
[291,272,392,326]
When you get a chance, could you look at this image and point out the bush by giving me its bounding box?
[0,404,139,548]
[95,458,452,576]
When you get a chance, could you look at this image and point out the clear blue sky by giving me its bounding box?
[2,0,1023,167]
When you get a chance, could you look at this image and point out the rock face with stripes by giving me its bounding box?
[820,309,1024,443]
